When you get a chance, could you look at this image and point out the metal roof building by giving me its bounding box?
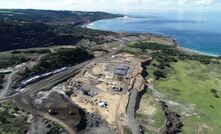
[114,69,127,76]
[115,65,129,70]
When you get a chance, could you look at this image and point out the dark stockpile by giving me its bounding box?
[160,101,183,134]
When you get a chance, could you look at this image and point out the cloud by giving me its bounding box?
[0,0,220,11]
[158,1,172,6]
[178,0,215,6]
[195,0,215,5]
[116,0,173,8]
[179,0,189,5]
[116,0,155,5]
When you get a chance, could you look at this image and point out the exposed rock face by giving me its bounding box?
[160,101,183,134]
[77,110,115,134]
[86,113,106,128]
[34,89,71,109]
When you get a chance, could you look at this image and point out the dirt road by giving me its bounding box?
[15,97,76,134]
[126,89,142,134]
[0,70,16,97]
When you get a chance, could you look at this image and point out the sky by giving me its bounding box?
[0,0,221,13]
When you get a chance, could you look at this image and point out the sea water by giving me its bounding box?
[88,10,221,56]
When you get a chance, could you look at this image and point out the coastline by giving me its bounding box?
[86,21,95,28]
[86,16,126,29]
[86,18,219,57]
[176,45,219,57]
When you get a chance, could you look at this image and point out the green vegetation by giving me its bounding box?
[0,48,51,68]
[47,123,66,134]
[123,127,132,134]
[56,26,115,44]
[127,41,221,133]
[0,74,5,89]
[0,21,83,51]
[145,36,175,46]
[136,90,165,134]
[210,89,220,98]
[0,9,120,51]
[0,52,28,68]
[0,47,94,91]
[56,26,114,37]
[0,101,29,133]
[0,20,114,51]
[128,42,221,80]
[11,49,51,54]
[34,47,94,72]
[129,42,220,64]
[155,60,221,133]
[0,9,121,26]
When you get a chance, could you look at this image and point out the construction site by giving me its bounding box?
[64,53,147,133]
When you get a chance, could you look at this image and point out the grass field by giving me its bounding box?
[155,60,221,133]
[136,90,165,134]
[146,36,175,46]
[126,40,221,133]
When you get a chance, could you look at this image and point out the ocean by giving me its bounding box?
[88,11,221,56]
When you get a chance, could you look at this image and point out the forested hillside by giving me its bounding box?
[0,9,121,25]
[0,9,121,51]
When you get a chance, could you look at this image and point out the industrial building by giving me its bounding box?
[114,65,129,76]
